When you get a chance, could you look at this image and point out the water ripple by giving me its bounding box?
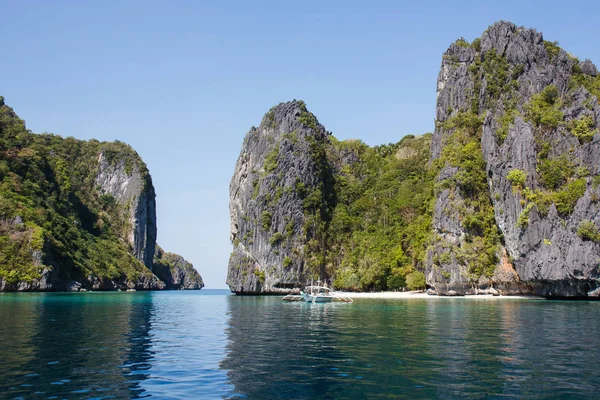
[1,292,600,398]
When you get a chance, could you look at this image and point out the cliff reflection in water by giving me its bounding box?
[220,296,445,398]
[221,295,351,399]
[0,293,155,398]
[220,296,600,399]
[2,293,600,399]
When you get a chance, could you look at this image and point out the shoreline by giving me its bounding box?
[334,291,542,300]
[0,289,542,300]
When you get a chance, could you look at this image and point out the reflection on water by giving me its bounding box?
[0,292,154,398]
[221,297,600,399]
[221,297,350,399]
[0,291,234,399]
[1,293,600,399]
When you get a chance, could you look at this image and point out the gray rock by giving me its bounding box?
[83,273,166,291]
[95,151,156,270]
[0,266,56,292]
[588,287,600,297]
[227,100,332,294]
[580,59,598,77]
[428,21,600,297]
[226,21,600,299]
[153,245,204,290]
[67,281,82,292]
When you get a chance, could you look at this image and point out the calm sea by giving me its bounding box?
[0,290,599,399]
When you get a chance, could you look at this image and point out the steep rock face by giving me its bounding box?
[229,22,600,297]
[153,246,204,289]
[228,100,332,293]
[0,97,202,291]
[96,152,157,270]
[428,21,600,297]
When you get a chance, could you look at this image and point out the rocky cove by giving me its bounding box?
[227,21,600,298]
[7,7,600,400]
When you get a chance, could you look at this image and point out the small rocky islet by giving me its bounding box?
[0,98,203,291]
[227,21,600,298]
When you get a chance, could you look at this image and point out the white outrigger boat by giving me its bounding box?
[282,281,353,303]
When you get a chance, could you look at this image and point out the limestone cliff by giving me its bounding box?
[228,101,433,294]
[228,100,333,293]
[0,97,202,291]
[153,246,204,290]
[96,149,156,270]
[229,21,600,298]
[427,21,600,297]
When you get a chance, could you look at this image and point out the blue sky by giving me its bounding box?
[2,1,599,288]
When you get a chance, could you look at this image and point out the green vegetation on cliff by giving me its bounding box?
[328,135,434,291]
[251,102,497,291]
[238,102,436,292]
[229,22,600,296]
[293,127,434,291]
[434,111,501,279]
[152,246,204,290]
[0,97,152,286]
[512,80,595,225]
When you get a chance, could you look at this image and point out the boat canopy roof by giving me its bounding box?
[304,286,331,293]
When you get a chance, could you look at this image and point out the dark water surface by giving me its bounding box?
[0,291,599,399]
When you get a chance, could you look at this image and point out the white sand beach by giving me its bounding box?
[334,291,540,300]
[335,291,430,299]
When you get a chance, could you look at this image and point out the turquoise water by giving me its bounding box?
[0,291,599,399]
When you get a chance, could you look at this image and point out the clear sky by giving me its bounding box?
[1,1,599,288]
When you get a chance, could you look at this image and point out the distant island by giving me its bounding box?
[0,97,203,291]
[227,21,600,298]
